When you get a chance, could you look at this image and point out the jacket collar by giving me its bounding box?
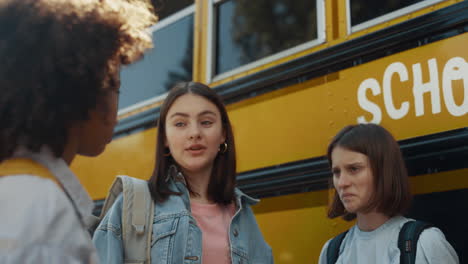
[234,188,259,206]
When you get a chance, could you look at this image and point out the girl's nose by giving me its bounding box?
[188,124,201,140]
[336,173,351,188]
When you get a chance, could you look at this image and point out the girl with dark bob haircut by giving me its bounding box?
[319,124,459,264]
[0,0,156,263]
[94,82,273,264]
[327,124,412,221]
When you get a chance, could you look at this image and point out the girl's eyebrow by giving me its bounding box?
[345,162,365,167]
[169,110,217,119]
[198,110,217,117]
[169,112,189,119]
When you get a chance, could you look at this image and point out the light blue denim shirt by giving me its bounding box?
[93,177,273,264]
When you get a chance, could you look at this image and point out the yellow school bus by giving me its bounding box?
[72,0,467,262]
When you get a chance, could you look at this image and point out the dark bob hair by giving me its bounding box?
[148,82,236,205]
[0,0,155,161]
[327,123,412,221]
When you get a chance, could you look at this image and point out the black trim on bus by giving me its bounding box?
[115,107,160,138]
[236,128,468,198]
[113,1,468,137]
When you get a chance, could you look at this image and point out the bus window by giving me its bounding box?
[348,0,445,33]
[209,0,325,81]
[118,4,194,111]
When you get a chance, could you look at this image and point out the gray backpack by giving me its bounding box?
[98,175,155,264]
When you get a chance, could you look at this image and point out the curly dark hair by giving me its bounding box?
[0,0,156,161]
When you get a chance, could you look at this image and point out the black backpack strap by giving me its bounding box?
[326,230,349,264]
[398,220,433,264]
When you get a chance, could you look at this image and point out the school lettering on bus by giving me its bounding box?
[357,57,468,124]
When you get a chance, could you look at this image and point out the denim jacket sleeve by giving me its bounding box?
[246,205,274,264]
[92,194,125,264]
[233,203,274,264]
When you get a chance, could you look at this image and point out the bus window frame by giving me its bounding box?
[117,4,195,118]
[206,0,326,84]
[346,0,446,34]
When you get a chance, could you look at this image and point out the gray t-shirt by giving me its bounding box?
[319,216,459,264]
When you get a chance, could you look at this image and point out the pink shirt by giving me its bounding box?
[191,201,236,264]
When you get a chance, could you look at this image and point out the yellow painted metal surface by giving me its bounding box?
[229,33,467,172]
[410,169,468,195]
[193,0,208,83]
[255,200,354,264]
[71,128,157,199]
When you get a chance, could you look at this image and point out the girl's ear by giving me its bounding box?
[221,127,226,143]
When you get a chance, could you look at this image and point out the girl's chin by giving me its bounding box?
[179,157,217,168]
[179,163,211,174]
[343,205,357,214]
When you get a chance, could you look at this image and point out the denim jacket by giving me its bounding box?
[93,176,273,264]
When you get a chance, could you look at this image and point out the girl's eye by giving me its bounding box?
[201,120,213,126]
[350,166,360,173]
[332,169,340,177]
[175,122,186,127]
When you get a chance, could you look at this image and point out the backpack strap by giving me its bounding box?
[0,158,61,188]
[99,175,154,264]
[326,230,349,264]
[398,220,433,264]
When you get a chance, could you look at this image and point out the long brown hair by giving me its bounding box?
[327,124,412,221]
[148,82,236,205]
